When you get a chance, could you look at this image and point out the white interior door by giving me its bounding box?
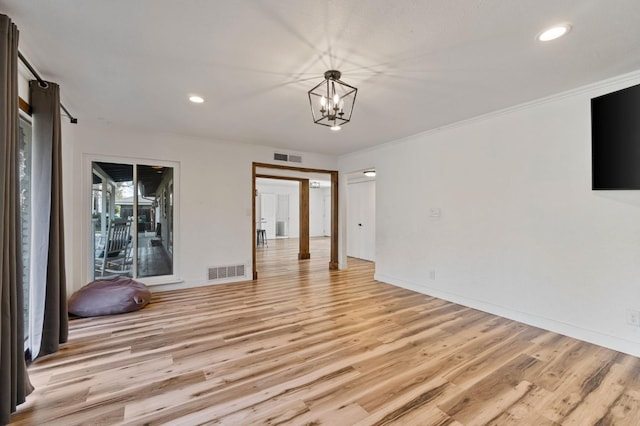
[323,194,331,237]
[260,193,276,239]
[276,194,289,237]
[347,186,358,257]
[347,180,375,261]
[359,181,376,261]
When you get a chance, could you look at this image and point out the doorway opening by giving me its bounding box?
[252,162,338,280]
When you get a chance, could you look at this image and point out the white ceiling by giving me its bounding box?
[3,1,640,156]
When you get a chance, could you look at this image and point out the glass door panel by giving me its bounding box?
[92,162,133,280]
[136,164,173,277]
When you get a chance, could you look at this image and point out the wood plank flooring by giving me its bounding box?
[11,237,640,425]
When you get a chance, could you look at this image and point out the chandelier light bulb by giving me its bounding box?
[308,69,357,130]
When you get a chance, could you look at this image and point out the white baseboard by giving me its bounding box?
[375,272,640,358]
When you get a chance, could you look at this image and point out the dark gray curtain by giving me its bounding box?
[30,81,68,358]
[0,14,33,425]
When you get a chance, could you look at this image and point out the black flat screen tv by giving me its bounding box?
[592,83,640,190]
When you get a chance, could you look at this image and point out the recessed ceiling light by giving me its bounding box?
[537,24,571,42]
[189,95,204,103]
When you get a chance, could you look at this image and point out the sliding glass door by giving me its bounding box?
[91,161,175,281]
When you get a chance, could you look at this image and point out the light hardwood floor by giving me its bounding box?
[11,237,640,425]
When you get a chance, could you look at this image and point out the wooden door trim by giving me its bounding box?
[298,179,310,260]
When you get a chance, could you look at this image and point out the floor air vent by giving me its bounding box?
[208,264,246,281]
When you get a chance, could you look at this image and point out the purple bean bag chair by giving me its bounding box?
[68,276,151,317]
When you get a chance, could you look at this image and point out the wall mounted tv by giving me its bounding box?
[592,83,640,190]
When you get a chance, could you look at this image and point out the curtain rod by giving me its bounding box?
[18,51,78,124]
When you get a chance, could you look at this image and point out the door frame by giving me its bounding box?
[84,155,181,286]
[252,162,339,279]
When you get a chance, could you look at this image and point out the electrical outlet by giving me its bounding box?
[627,309,640,327]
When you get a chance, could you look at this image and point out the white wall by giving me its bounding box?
[340,70,640,357]
[309,187,330,237]
[61,121,337,293]
[18,64,30,101]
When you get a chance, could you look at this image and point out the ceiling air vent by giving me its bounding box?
[273,152,303,163]
[274,153,288,161]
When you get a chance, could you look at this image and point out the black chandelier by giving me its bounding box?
[308,70,357,131]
